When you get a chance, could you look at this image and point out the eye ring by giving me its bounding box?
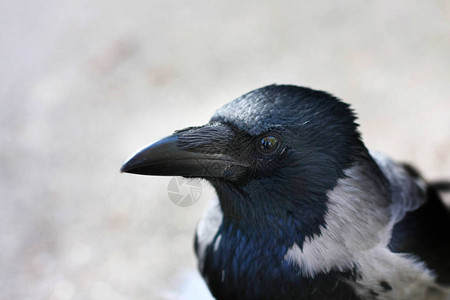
[256,134,281,154]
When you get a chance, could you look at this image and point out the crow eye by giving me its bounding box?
[257,135,280,154]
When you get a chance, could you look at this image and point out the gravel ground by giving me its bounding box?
[1,1,449,299]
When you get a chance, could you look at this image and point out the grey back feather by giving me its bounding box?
[370,151,427,224]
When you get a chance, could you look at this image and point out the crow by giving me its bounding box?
[121,85,450,299]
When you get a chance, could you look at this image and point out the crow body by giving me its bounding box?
[122,85,450,299]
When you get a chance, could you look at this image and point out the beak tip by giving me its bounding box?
[120,159,137,174]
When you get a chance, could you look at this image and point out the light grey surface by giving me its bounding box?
[1,1,449,299]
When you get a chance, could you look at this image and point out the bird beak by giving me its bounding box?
[121,127,248,179]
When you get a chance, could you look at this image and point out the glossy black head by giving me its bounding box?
[121,85,366,235]
[207,84,364,183]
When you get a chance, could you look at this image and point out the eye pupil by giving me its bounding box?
[259,136,278,152]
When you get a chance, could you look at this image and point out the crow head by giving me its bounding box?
[121,84,366,238]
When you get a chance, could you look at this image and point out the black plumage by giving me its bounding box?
[121,85,450,299]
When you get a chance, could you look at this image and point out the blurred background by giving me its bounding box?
[1,0,449,299]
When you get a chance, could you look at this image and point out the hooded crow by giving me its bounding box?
[121,85,450,300]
